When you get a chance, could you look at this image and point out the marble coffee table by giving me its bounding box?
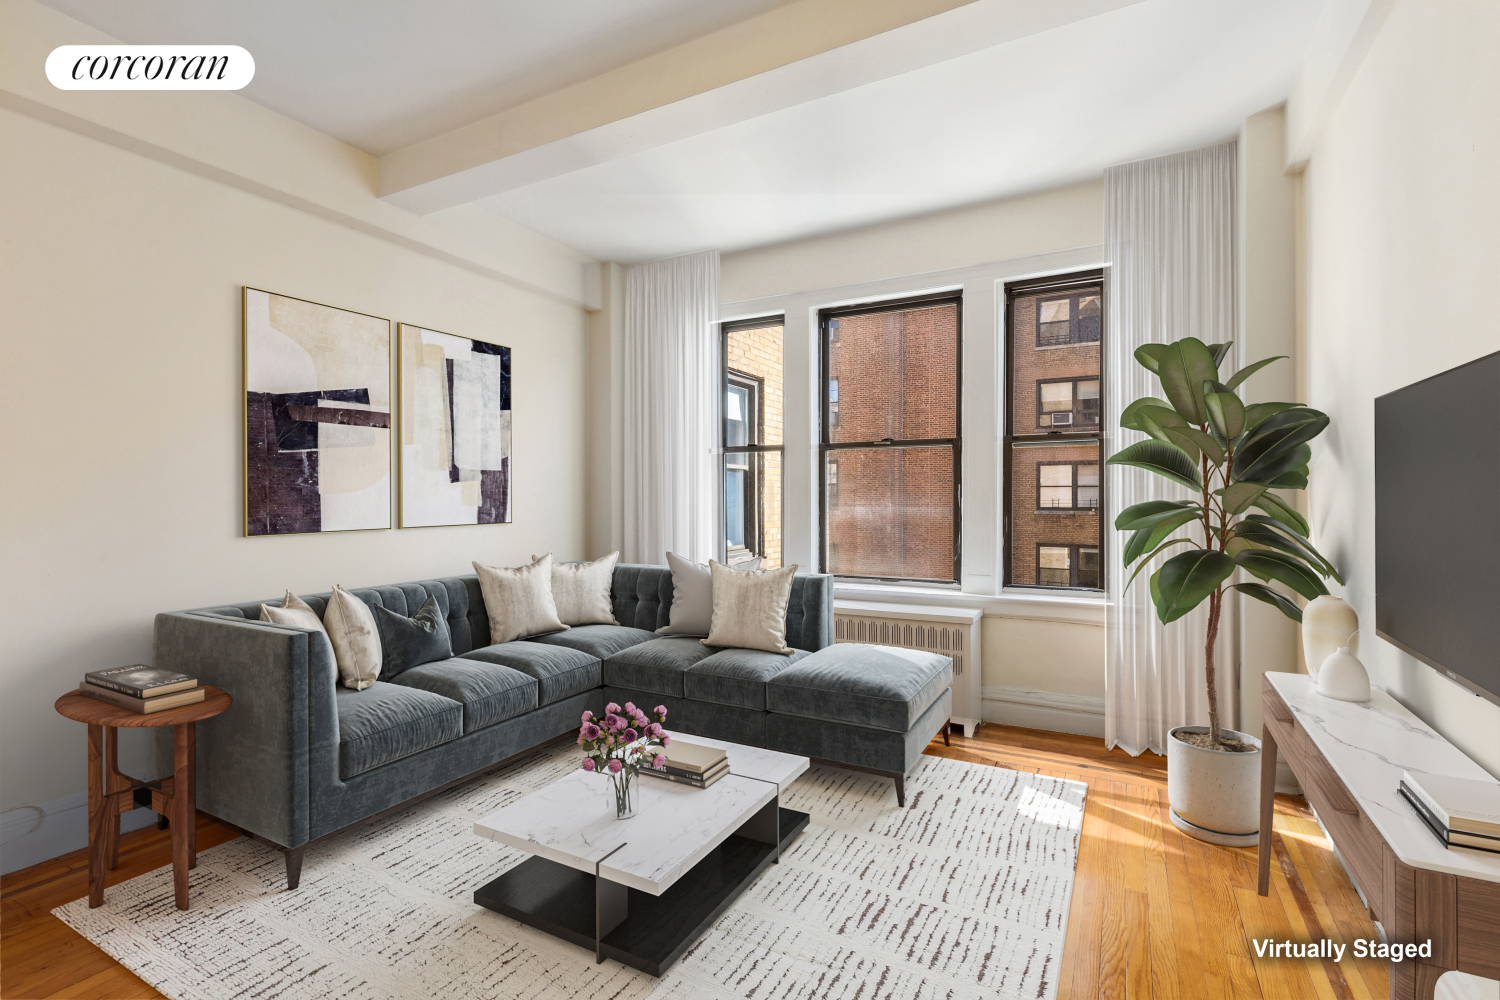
[472,731,809,975]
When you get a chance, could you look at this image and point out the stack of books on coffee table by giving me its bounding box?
[1399,770,1500,855]
[78,665,205,714]
[641,740,728,789]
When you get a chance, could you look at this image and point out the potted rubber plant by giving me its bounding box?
[1108,336,1340,845]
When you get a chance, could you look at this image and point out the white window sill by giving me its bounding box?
[831,580,1106,625]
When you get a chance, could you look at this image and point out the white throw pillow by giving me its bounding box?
[474,554,570,643]
[535,551,620,626]
[323,585,382,690]
[702,561,799,654]
[259,591,327,635]
[655,552,761,636]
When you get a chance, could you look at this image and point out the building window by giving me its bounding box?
[1006,271,1104,591]
[722,317,785,568]
[1037,462,1100,510]
[1036,544,1101,588]
[820,293,961,583]
[1036,292,1102,347]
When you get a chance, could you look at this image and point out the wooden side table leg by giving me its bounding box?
[1257,722,1277,896]
[87,724,107,908]
[104,727,124,871]
[187,720,198,869]
[172,723,193,910]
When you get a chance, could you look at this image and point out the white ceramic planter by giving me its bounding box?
[1166,725,1262,847]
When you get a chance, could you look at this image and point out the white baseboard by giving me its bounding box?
[1,792,157,875]
[981,685,1106,738]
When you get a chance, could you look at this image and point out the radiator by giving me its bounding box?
[832,600,983,737]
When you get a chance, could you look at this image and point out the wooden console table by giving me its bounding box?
[54,685,232,911]
[1258,672,1500,999]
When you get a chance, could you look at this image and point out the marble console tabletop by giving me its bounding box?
[1268,672,1500,884]
[473,732,809,895]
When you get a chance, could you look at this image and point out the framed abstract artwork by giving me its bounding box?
[243,287,392,536]
[397,323,511,527]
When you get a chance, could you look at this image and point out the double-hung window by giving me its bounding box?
[819,293,961,583]
[1006,271,1104,590]
[722,317,785,568]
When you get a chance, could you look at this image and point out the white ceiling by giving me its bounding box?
[39,0,1324,263]
[33,0,798,154]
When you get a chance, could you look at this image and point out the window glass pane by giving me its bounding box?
[1040,382,1074,411]
[725,322,783,446]
[1077,464,1100,486]
[1040,487,1073,508]
[1011,442,1100,585]
[725,384,749,447]
[721,452,783,569]
[1011,283,1103,433]
[1077,295,1102,342]
[1078,380,1100,400]
[1038,545,1071,586]
[1076,486,1100,509]
[1039,464,1073,486]
[825,446,954,581]
[827,302,958,443]
[1039,299,1071,323]
[725,467,746,548]
[1078,547,1101,588]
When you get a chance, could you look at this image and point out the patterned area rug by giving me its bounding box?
[55,745,1086,1000]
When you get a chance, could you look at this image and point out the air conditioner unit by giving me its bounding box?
[832,600,982,737]
[1050,412,1074,425]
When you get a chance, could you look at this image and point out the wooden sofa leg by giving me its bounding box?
[894,774,905,808]
[944,718,951,746]
[285,848,305,890]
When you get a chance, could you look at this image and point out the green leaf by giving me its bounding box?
[1233,409,1328,483]
[1115,500,1201,531]
[1164,426,1226,467]
[1154,549,1236,624]
[1250,492,1309,536]
[1134,343,1168,374]
[1224,535,1259,557]
[1203,386,1246,440]
[1266,470,1309,489]
[1242,401,1298,432]
[1218,482,1268,515]
[1154,343,1207,426]
[1149,567,1162,607]
[1106,440,1203,491]
[1123,538,1197,592]
[1225,355,1287,391]
[1123,510,1203,564]
[1233,582,1303,623]
[1232,522,1328,572]
[1135,408,1180,449]
[1240,514,1343,584]
[1235,550,1329,600]
[1205,342,1235,367]
[1120,397,1173,432]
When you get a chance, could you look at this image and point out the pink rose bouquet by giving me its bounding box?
[577,702,668,819]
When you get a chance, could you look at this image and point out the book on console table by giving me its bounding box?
[78,681,206,714]
[1399,778,1500,855]
[84,664,197,699]
[641,762,728,789]
[1401,770,1500,837]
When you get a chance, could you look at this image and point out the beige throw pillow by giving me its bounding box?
[323,585,381,690]
[702,561,799,654]
[474,554,569,643]
[259,591,327,635]
[657,552,763,636]
[535,551,619,626]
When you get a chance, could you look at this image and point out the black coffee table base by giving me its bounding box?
[475,806,809,976]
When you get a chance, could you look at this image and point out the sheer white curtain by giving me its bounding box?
[1104,142,1239,757]
[622,249,720,565]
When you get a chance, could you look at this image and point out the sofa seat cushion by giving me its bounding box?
[336,682,463,779]
[391,656,538,734]
[523,624,657,660]
[766,644,952,734]
[600,637,717,698]
[464,642,601,706]
[685,647,809,711]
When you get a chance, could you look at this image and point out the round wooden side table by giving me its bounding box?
[54,685,232,911]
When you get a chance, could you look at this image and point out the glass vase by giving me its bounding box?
[609,766,638,820]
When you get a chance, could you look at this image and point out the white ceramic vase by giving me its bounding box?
[1166,726,1263,847]
[1302,596,1358,680]
[1318,646,1371,702]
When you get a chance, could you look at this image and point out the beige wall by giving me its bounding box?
[1298,0,1500,775]
[0,107,590,813]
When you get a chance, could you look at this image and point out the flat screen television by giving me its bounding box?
[1375,350,1500,707]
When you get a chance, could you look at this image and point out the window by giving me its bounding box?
[1036,291,1102,347]
[1037,462,1100,510]
[820,293,961,583]
[1037,544,1101,588]
[722,317,785,568]
[1006,271,1104,590]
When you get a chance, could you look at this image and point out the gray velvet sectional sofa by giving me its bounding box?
[153,564,951,888]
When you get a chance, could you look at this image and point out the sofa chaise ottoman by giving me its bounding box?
[152,563,951,889]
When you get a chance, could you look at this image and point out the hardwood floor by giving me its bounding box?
[2,724,1386,999]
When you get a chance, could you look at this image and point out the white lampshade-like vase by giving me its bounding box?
[1303,596,1358,679]
[1318,645,1370,702]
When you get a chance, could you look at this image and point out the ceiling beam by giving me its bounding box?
[377,0,1146,214]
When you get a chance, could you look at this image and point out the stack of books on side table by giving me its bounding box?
[641,740,728,789]
[1399,770,1500,855]
[79,665,205,714]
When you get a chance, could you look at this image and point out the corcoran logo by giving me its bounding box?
[46,45,254,90]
